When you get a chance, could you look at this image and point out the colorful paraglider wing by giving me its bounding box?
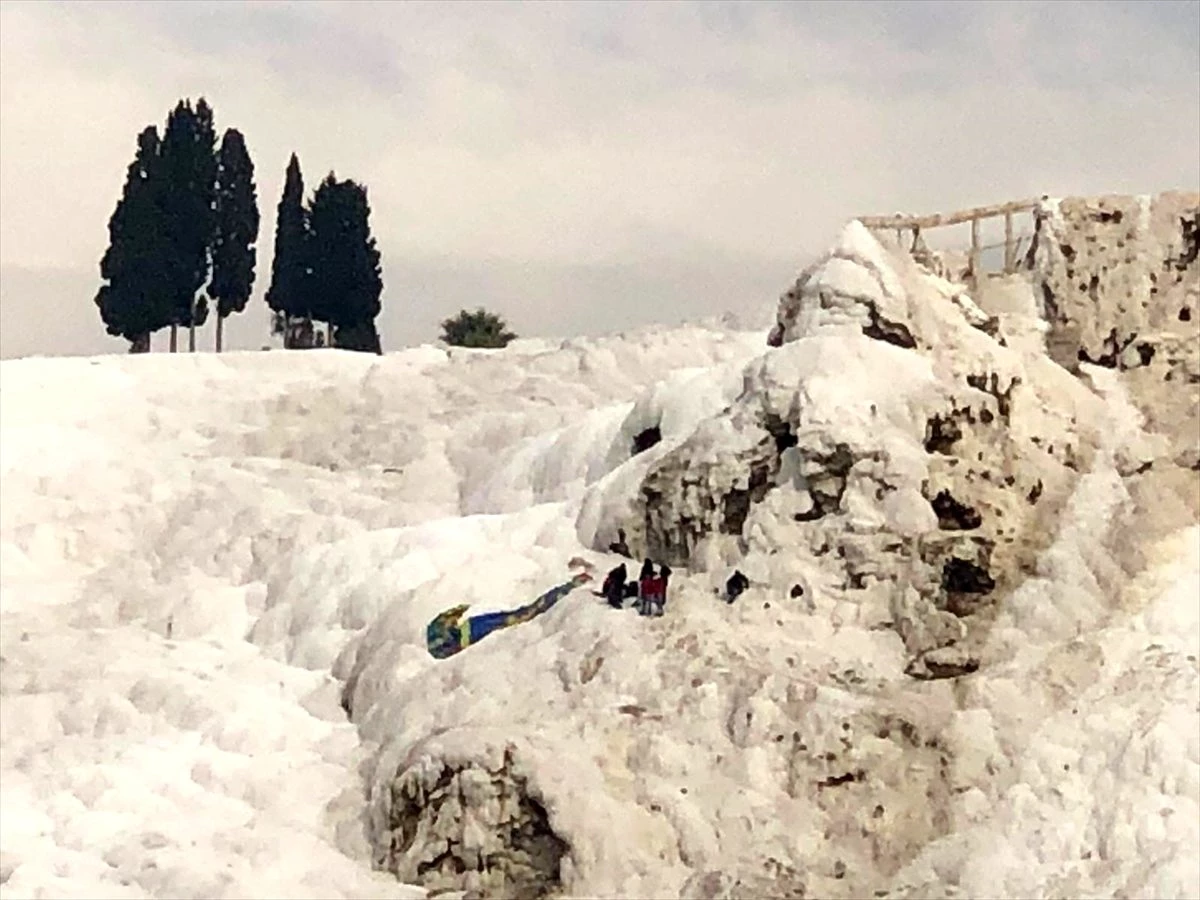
[425,573,591,659]
[426,603,470,659]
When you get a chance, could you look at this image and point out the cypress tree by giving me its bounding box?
[307,173,383,353]
[208,128,260,352]
[158,98,217,351]
[266,153,310,348]
[95,126,174,351]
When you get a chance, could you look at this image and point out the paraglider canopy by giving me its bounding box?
[426,604,470,660]
[425,571,593,660]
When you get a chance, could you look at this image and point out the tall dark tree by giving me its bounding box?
[158,98,217,352]
[307,172,383,354]
[95,126,174,352]
[266,153,311,348]
[208,128,260,352]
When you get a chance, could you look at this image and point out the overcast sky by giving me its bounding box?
[1,0,1197,359]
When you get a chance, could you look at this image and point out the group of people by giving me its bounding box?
[599,558,672,617]
[597,530,799,619]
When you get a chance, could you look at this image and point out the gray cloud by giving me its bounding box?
[1,0,1197,359]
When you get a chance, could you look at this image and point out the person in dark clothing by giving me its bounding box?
[725,569,750,604]
[601,563,627,609]
[654,563,672,617]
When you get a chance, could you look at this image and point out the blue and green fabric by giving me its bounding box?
[426,573,589,659]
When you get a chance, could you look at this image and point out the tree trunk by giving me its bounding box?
[188,299,196,353]
[129,332,151,353]
[215,314,224,353]
[169,324,177,353]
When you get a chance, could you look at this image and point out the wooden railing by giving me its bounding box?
[857,197,1042,289]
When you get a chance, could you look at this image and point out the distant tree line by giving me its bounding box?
[95,97,383,354]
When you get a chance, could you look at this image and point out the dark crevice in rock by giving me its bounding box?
[1180,307,1193,322]
[1175,213,1198,270]
[792,443,855,523]
[1077,327,1137,369]
[924,414,963,454]
[763,413,798,456]
[1135,343,1156,367]
[907,653,981,681]
[941,557,996,595]
[722,459,773,536]
[966,373,1018,421]
[930,490,982,530]
[817,769,866,789]
[1027,479,1044,504]
[862,305,917,349]
[939,557,996,619]
[874,717,920,746]
[974,315,1002,339]
[1090,208,1124,225]
[1040,283,1059,321]
[418,849,467,877]
[631,425,662,456]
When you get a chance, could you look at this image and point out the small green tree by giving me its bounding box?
[439,308,517,348]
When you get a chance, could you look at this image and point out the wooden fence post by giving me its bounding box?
[1003,210,1015,273]
[969,216,981,291]
[856,198,1038,285]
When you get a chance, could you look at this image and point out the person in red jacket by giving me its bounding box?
[638,559,669,617]
[637,559,656,617]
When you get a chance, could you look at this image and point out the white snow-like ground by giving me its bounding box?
[1,283,1197,897]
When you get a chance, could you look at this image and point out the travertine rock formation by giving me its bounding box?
[1029,192,1199,470]
[611,219,1140,678]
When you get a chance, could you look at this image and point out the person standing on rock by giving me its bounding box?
[638,559,656,616]
[654,563,672,617]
